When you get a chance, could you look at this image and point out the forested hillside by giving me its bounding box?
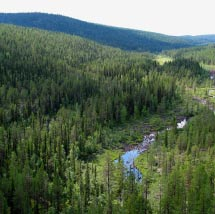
[0,13,200,52]
[0,24,214,213]
[163,58,209,81]
[140,109,215,213]
[164,44,215,65]
[0,24,179,213]
[182,35,215,45]
[1,13,215,53]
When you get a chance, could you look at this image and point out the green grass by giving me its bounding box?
[192,87,208,97]
[208,89,215,97]
[155,55,172,65]
[201,63,215,71]
[92,149,122,182]
[188,86,215,104]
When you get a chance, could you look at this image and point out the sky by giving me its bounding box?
[0,0,215,36]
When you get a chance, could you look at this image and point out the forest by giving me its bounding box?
[0,24,214,214]
[1,13,215,53]
[164,44,215,66]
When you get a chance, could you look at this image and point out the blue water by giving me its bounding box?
[121,149,142,180]
[115,134,155,181]
[115,119,187,181]
[115,149,142,180]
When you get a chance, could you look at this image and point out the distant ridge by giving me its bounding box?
[0,12,215,52]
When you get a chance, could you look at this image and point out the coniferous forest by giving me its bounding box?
[1,13,215,53]
[0,18,215,214]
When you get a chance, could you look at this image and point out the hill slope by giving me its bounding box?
[0,23,176,124]
[0,12,200,52]
[0,24,214,214]
[0,24,181,213]
[164,44,215,66]
[182,35,215,45]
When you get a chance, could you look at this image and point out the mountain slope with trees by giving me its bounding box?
[164,44,215,65]
[0,24,180,213]
[1,12,215,53]
[0,24,213,213]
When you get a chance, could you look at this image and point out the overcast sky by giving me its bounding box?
[0,0,215,36]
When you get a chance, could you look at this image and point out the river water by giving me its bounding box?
[116,118,187,181]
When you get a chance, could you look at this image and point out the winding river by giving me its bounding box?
[116,88,215,180]
[116,118,187,180]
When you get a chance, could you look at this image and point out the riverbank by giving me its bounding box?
[92,98,193,179]
[118,117,187,181]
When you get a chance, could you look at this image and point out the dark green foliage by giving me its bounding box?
[162,58,209,81]
[0,23,214,213]
[158,110,215,213]
[164,44,215,65]
[0,13,202,52]
[0,25,179,213]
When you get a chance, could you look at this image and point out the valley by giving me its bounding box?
[0,15,215,214]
